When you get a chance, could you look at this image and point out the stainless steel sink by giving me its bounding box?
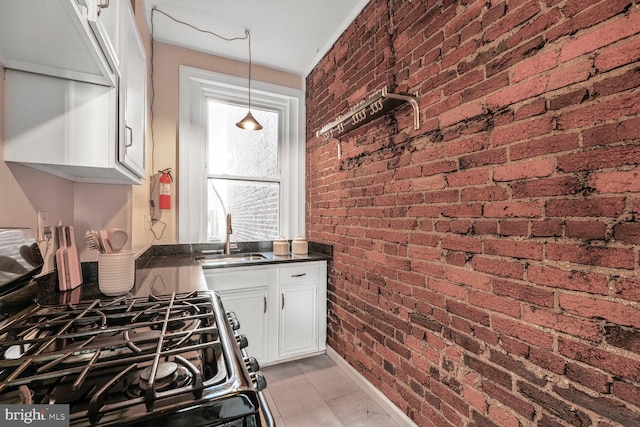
[195,253,268,265]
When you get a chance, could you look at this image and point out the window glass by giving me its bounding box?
[207,102,279,178]
[206,100,280,243]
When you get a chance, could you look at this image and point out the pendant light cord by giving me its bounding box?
[152,8,249,43]
[248,29,252,111]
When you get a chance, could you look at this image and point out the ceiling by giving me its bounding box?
[143,0,369,77]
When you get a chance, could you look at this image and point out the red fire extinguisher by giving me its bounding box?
[159,168,173,210]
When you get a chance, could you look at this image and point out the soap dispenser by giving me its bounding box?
[273,236,290,256]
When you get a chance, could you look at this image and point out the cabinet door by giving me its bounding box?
[217,288,269,364]
[86,0,122,75]
[118,2,146,178]
[279,282,318,359]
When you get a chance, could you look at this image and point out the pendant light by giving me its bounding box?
[236,30,262,130]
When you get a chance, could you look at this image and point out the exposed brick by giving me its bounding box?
[518,381,592,426]
[548,88,589,111]
[553,383,640,426]
[565,362,610,394]
[557,93,640,131]
[589,169,640,193]
[566,221,607,240]
[492,315,555,349]
[498,220,528,236]
[605,324,640,353]
[582,117,640,148]
[493,279,555,308]
[481,380,536,420]
[484,238,543,260]
[510,133,580,160]
[464,354,512,388]
[487,76,548,110]
[559,8,640,62]
[459,148,508,170]
[491,116,554,147]
[531,219,564,237]
[527,265,609,294]
[558,294,640,328]
[493,158,555,181]
[614,276,640,303]
[595,32,640,72]
[511,176,582,199]
[593,68,640,97]
[483,201,541,218]
[545,197,626,218]
[547,57,593,91]
[306,2,640,426]
[471,255,525,280]
[546,243,635,270]
[612,380,640,408]
[522,305,603,342]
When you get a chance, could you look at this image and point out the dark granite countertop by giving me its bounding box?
[36,241,332,306]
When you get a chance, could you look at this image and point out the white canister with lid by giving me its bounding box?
[273,236,290,256]
[292,235,308,255]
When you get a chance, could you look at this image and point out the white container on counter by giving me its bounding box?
[273,236,290,256]
[292,235,308,255]
[98,251,135,296]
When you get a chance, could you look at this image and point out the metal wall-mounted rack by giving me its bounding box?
[315,86,420,143]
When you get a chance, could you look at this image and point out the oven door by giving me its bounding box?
[126,392,263,427]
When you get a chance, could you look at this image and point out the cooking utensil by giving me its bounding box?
[99,229,113,254]
[84,230,101,252]
[55,226,69,291]
[108,228,128,253]
[65,226,82,289]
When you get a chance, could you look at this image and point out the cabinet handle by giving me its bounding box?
[291,273,306,278]
[125,125,133,148]
[264,296,267,314]
[281,294,285,309]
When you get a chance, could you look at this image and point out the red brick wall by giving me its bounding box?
[305,1,640,426]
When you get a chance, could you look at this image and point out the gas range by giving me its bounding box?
[0,290,274,426]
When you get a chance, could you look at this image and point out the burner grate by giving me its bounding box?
[0,291,232,425]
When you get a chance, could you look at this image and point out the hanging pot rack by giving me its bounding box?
[315,86,420,143]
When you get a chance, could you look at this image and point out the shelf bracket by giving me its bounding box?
[315,86,420,144]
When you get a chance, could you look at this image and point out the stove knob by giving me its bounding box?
[226,312,241,330]
[236,333,248,349]
[244,356,260,372]
[251,372,267,392]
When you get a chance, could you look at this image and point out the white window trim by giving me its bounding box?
[178,65,305,243]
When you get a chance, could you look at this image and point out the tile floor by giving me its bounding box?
[261,354,401,427]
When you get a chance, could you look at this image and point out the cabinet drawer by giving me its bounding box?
[279,263,318,284]
[205,268,271,292]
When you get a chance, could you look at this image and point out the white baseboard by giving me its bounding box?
[326,346,419,427]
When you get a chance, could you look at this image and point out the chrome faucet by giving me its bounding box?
[225,213,233,255]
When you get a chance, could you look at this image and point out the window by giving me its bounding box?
[179,66,305,243]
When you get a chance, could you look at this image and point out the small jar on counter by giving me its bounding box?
[292,235,308,255]
[273,236,290,256]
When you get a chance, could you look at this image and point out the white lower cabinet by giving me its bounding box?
[218,287,269,363]
[279,282,318,358]
[204,261,327,365]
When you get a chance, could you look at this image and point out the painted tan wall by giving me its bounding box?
[150,41,303,243]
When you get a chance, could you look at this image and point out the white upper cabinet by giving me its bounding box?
[0,0,117,86]
[2,0,147,184]
[118,2,146,178]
